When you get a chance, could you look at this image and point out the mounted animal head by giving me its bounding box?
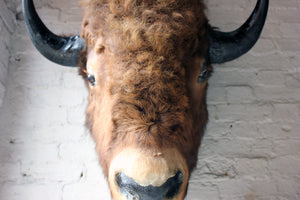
[23,0,268,199]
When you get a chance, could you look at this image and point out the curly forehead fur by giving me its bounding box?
[80,0,209,176]
[80,0,207,55]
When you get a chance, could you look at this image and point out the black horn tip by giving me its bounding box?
[208,0,269,64]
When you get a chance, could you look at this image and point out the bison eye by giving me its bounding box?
[198,63,211,83]
[87,74,96,86]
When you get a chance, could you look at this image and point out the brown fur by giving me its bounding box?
[79,0,210,181]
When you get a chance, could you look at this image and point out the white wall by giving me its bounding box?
[0,0,16,107]
[0,0,299,200]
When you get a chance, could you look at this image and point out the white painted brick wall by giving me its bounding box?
[0,0,16,107]
[0,0,299,200]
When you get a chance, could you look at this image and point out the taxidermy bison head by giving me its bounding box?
[23,0,268,199]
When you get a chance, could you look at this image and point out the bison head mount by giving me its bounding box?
[23,0,268,199]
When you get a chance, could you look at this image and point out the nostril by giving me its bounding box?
[116,173,140,200]
[116,171,183,200]
[164,171,184,199]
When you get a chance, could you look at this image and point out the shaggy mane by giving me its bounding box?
[80,0,206,55]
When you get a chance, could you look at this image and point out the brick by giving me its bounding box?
[206,7,249,30]
[0,38,10,67]
[3,0,19,12]
[62,181,111,200]
[259,122,300,139]
[213,104,248,122]
[49,0,81,9]
[250,38,277,54]
[205,121,233,138]
[207,86,227,105]
[1,124,87,148]
[235,158,269,179]
[26,86,86,107]
[262,22,283,39]
[10,36,36,55]
[62,71,86,89]
[288,54,300,70]
[0,0,16,33]
[275,176,300,200]
[10,105,68,129]
[226,86,255,104]
[276,38,300,52]
[0,183,62,200]
[218,179,250,200]
[0,61,8,85]
[0,82,5,107]
[84,160,106,182]
[195,155,237,178]
[34,124,87,143]
[13,68,63,88]
[67,104,86,126]
[21,161,84,182]
[246,179,279,199]
[268,7,300,23]
[272,103,300,123]
[186,183,219,200]
[58,137,98,162]
[205,0,249,9]
[36,7,60,30]
[285,72,300,88]
[59,6,82,29]
[227,121,263,139]
[37,5,81,35]
[199,137,275,159]
[240,53,293,71]
[0,162,21,182]
[214,104,273,123]
[256,70,287,87]
[269,156,300,176]
[1,142,60,163]
[209,68,257,87]
[254,86,300,103]
[0,15,3,32]
[270,0,299,8]
[273,139,300,157]
[279,23,300,39]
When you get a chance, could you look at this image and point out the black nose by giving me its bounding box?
[116,171,184,200]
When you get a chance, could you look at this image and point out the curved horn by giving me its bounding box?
[22,0,85,67]
[208,0,269,64]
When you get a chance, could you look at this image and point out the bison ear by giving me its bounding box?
[22,0,85,67]
[208,0,269,64]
